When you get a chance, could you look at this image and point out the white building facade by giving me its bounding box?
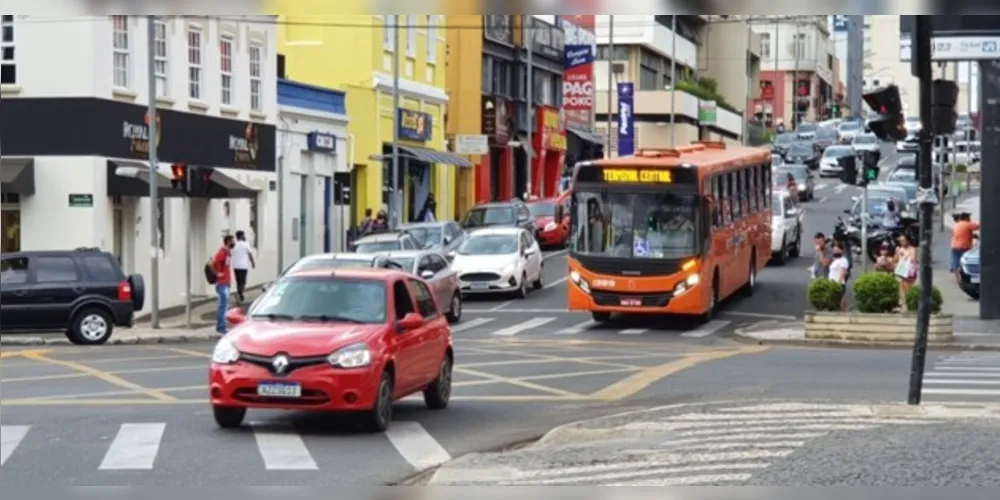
[0,14,279,314]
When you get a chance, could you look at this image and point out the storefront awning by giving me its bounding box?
[369,145,473,167]
[106,161,184,198]
[1,158,35,195]
[204,170,258,199]
[567,128,606,146]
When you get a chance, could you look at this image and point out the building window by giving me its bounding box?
[219,35,234,105]
[534,71,555,105]
[485,57,509,97]
[112,15,130,88]
[759,33,771,58]
[639,66,659,90]
[153,20,168,97]
[426,15,436,63]
[250,42,263,111]
[793,33,807,60]
[597,45,628,61]
[1,15,16,85]
[187,27,202,99]
[406,15,417,57]
[383,15,396,51]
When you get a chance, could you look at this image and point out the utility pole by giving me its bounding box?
[146,16,160,329]
[391,16,401,229]
[669,15,677,146]
[606,16,614,157]
[793,21,800,129]
[743,23,752,145]
[774,18,780,129]
[525,16,534,198]
[907,15,935,406]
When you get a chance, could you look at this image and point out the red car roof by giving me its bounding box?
[285,267,409,282]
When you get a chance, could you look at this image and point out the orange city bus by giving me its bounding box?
[558,141,773,323]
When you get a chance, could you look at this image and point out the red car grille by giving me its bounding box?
[232,388,331,406]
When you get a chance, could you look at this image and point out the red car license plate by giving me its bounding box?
[620,298,642,306]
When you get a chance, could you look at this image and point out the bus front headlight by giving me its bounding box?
[569,270,591,293]
[673,274,700,295]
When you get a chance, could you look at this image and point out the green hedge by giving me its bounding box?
[807,278,843,311]
[905,285,943,314]
[852,273,900,313]
[675,78,739,114]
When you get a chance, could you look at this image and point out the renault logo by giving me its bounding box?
[272,355,289,374]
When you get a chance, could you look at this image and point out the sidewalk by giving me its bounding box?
[733,318,1000,351]
[421,400,1000,485]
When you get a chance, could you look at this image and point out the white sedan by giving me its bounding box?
[449,227,544,298]
[771,191,803,265]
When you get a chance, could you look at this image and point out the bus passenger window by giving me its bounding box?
[750,167,760,213]
[728,172,740,221]
[711,176,721,228]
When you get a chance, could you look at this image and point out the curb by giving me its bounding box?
[730,328,1000,352]
[0,331,221,346]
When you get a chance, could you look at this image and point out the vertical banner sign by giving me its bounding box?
[561,15,596,133]
[617,82,635,156]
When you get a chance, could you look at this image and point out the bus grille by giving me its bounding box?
[571,254,682,276]
[591,291,673,307]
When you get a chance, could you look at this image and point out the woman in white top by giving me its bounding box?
[828,240,850,312]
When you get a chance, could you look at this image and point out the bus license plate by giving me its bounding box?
[620,298,642,307]
[257,381,301,398]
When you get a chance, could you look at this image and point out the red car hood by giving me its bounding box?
[229,321,383,357]
[535,215,555,228]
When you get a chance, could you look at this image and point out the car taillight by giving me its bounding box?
[118,280,132,301]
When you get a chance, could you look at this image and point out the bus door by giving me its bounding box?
[711,174,737,297]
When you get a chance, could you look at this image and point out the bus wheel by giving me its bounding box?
[742,257,757,297]
[592,311,612,323]
[701,274,719,323]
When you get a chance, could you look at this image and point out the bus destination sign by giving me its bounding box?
[602,168,672,183]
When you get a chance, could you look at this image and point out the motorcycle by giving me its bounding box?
[837,215,902,263]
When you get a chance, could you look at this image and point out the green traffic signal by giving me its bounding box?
[864,166,878,181]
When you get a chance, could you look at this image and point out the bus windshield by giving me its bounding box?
[571,190,698,259]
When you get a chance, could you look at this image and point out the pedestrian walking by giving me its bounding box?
[811,232,833,279]
[231,230,255,305]
[212,235,235,334]
[893,233,918,305]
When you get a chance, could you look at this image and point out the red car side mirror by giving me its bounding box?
[225,308,246,325]
[398,312,424,331]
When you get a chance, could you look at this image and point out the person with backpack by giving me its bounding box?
[210,235,235,334]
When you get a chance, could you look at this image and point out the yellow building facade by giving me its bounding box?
[272,9,469,222]
[444,15,484,218]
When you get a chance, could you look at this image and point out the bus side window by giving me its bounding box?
[728,171,740,221]
[750,166,759,213]
[740,168,750,216]
[711,176,721,228]
[762,165,771,208]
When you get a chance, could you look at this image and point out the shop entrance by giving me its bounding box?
[1,193,20,252]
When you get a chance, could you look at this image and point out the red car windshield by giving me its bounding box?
[250,277,387,324]
[528,202,556,218]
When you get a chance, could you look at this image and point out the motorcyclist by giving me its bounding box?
[881,198,901,232]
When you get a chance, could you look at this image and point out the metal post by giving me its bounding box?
[391,16,401,229]
[146,16,160,329]
[277,154,284,275]
[908,15,934,406]
[669,15,677,147]
[937,133,945,232]
[793,21,800,129]
[184,198,192,328]
[774,17,780,129]
[525,16,533,198]
[743,23,752,145]
[606,16,614,157]
[966,62,973,193]
[861,186,868,273]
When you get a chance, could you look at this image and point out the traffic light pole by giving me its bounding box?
[908,16,935,406]
[860,186,868,273]
[146,16,160,329]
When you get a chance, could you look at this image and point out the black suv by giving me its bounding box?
[461,199,537,233]
[0,248,145,344]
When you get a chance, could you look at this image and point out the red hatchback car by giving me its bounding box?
[527,193,570,247]
[209,268,454,432]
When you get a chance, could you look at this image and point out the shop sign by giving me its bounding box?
[68,193,94,208]
[536,107,567,152]
[455,134,489,155]
[481,95,510,145]
[563,44,594,132]
[307,131,338,152]
[397,109,432,142]
[122,114,161,156]
[229,123,261,166]
[699,100,718,126]
[616,82,635,156]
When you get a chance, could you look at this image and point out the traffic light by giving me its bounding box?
[860,150,881,186]
[932,79,959,135]
[187,166,215,197]
[169,163,189,192]
[838,155,858,185]
[831,103,840,118]
[862,84,906,141]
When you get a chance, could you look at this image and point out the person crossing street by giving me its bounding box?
[231,230,255,305]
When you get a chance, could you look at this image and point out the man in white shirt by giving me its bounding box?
[828,240,850,311]
[231,230,255,304]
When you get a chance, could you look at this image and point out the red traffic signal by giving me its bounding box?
[170,163,187,191]
[862,84,906,141]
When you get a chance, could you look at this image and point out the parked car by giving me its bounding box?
[450,227,543,298]
[958,243,980,300]
[526,194,570,247]
[772,168,800,200]
[786,140,821,169]
[770,191,803,265]
[349,231,422,253]
[819,145,855,177]
[398,221,466,254]
[0,248,145,344]
[379,250,462,323]
[212,268,454,431]
[461,200,536,233]
[781,164,815,201]
[262,253,403,292]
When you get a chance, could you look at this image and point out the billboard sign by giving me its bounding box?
[616,82,635,156]
[561,15,595,133]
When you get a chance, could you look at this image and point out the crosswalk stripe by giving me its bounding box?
[931,366,1000,372]
[834,184,847,194]
[252,425,319,470]
[680,320,731,338]
[491,317,556,336]
[450,317,495,332]
[98,423,166,470]
[0,425,30,467]
[924,379,1000,386]
[922,388,1000,396]
[384,421,451,470]
[925,372,1000,378]
[618,329,647,335]
[554,320,595,335]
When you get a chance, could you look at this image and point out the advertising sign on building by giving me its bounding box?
[616,82,635,156]
[699,101,718,126]
[397,109,432,142]
[561,15,596,133]
[537,106,567,152]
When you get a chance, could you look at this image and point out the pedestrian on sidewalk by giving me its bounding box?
[212,235,235,335]
[950,212,980,283]
[811,232,832,279]
[893,233,918,305]
[874,243,894,273]
[231,230,255,305]
[358,208,375,236]
[829,240,850,312]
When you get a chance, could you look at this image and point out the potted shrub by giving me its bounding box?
[807,278,843,312]
[853,272,900,313]
[905,285,943,314]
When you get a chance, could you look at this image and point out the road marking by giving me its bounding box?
[618,329,648,335]
[0,349,50,359]
[450,317,496,332]
[252,425,319,470]
[921,388,1000,396]
[98,423,166,470]
[1,363,206,383]
[816,196,828,204]
[454,366,584,397]
[923,378,1000,385]
[0,425,30,466]
[384,421,452,470]
[464,308,573,313]
[834,184,847,194]
[21,352,176,401]
[554,320,596,335]
[722,311,798,320]
[491,317,557,336]
[931,366,1000,372]
[814,184,828,191]
[925,372,1000,378]
[543,276,568,289]
[680,320,731,338]
[590,346,766,401]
